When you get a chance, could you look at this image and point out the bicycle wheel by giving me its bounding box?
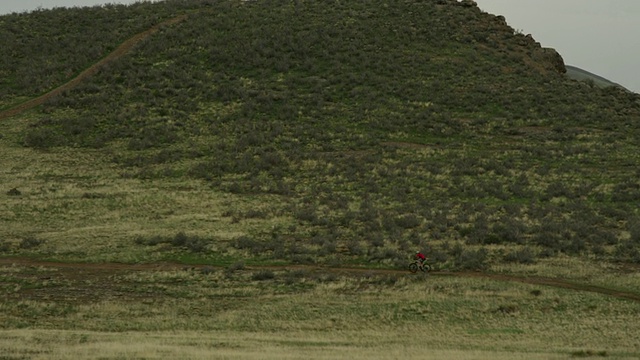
[421,263,432,272]
[409,262,419,273]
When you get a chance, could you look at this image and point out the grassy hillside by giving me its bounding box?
[3,0,640,269]
[0,1,194,110]
[2,1,640,358]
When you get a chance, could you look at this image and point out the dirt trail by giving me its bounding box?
[0,14,188,121]
[1,11,639,304]
[2,257,639,302]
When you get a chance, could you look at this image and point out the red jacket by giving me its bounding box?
[416,253,426,261]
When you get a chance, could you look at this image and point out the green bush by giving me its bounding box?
[19,236,44,249]
[0,241,11,253]
[251,270,276,281]
[395,214,422,229]
[453,247,488,271]
[23,128,63,149]
[134,232,210,253]
[503,247,536,264]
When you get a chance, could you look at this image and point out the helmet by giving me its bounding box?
[416,251,420,254]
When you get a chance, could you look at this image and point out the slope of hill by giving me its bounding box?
[1,0,640,268]
[0,1,190,110]
[2,1,640,358]
[565,64,630,91]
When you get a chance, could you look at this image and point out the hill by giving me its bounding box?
[2,0,640,267]
[2,1,640,358]
[565,64,630,91]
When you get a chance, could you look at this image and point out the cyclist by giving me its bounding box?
[415,251,426,270]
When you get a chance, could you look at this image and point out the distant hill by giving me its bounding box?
[565,65,629,91]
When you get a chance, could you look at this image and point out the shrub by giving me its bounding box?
[244,209,268,219]
[369,233,385,248]
[283,270,308,285]
[200,267,215,275]
[453,247,488,271]
[562,237,586,256]
[570,350,608,358]
[429,248,448,265]
[134,232,210,253]
[318,241,337,256]
[23,128,63,149]
[226,262,245,272]
[494,304,519,315]
[293,205,317,223]
[395,214,422,229]
[611,181,640,202]
[184,237,209,253]
[127,124,180,150]
[316,273,338,283]
[173,232,209,252]
[134,235,165,246]
[346,240,364,256]
[19,236,44,249]
[6,188,21,196]
[233,235,261,251]
[223,263,243,278]
[0,241,11,253]
[503,247,536,264]
[251,270,276,281]
[614,240,640,264]
[629,218,640,243]
[171,231,189,247]
[530,289,542,297]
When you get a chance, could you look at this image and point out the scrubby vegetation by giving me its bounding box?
[0,2,192,110]
[2,0,640,269]
[1,261,639,359]
[2,1,640,358]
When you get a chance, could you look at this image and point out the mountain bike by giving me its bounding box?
[408,260,431,273]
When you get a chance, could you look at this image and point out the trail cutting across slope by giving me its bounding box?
[1,257,639,303]
[0,14,188,121]
[1,9,638,304]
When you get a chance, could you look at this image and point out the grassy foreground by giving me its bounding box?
[1,260,639,359]
[0,329,618,360]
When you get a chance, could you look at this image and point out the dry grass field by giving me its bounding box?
[0,329,617,360]
[1,259,639,359]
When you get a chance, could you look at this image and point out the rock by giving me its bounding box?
[515,33,539,47]
[539,47,567,74]
[457,0,477,7]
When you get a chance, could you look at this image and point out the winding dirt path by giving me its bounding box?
[1,10,638,304]
[0,14,188,121]
[2,257,639,302]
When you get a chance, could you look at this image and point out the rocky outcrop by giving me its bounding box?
[436,0,477,7]
[457,0,477,7]
[538,48,567,74]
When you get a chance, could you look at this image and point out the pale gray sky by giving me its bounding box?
[475,0,640,93]
[0,0,151,13]
[1,0,639,93]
